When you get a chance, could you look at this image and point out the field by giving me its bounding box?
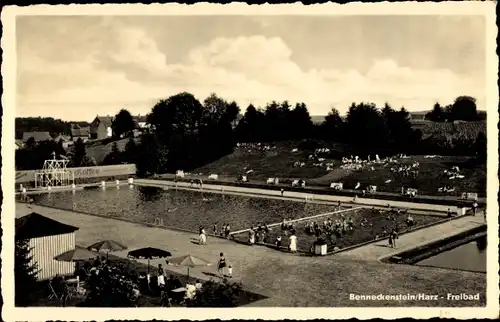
[410,120,486,140]
[231,207,440,252]
[193,142,486,197]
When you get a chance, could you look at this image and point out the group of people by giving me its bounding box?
[236,142,275,152]
[212,222,232,238]
[305,216,355,238]
[247,223,271,245]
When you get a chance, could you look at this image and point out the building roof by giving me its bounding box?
[22,131,53,142]
[134,115,147,123]
[53,134,72,142]
[71,126,91,137]
[15,212,79,240]
[94,116,113,128]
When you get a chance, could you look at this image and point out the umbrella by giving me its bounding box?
[127,247,172,273]
[87,240,127,260]
[166,254,211,278]
[54,246,98,262]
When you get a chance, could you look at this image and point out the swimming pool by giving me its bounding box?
[416,236,487,273]
[25,186,338,233]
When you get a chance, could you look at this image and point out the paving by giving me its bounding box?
[338,212,486,261]
[16,202,486,307]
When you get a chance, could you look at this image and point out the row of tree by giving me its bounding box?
[15,138,96,171]
[425,96,485,122]
[126,92,485,176]
[15,117,89,139]
[15,92,486,173]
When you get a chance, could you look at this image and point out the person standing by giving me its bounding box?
[213,222,218,236]
[289,233,297,254]
[280,188,284,196]
[276,236,282,250]
[217,253,227,277]
[248,228,255,245]
[225,224,231,238]
[391,230,398,248]
[227,265,233,278]
[472,201,478,216]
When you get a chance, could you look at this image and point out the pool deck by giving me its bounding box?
[15,201,487,307]
[135,178,466,215]
[339,212,486,261]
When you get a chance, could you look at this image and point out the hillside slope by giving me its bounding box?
[193,141,345,181]
[86,137,140,164]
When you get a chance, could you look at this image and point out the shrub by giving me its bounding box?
[185,278,243,307]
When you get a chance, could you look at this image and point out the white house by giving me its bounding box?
[15,212,80,281]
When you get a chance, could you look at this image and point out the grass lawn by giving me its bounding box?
[192,141,485,197]
[327,155,486,196]
[231,208,441,252]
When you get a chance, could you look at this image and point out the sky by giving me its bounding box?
[16,15,486,121]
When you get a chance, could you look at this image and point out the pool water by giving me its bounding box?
[416,236,487,273]
[26,186,336,233]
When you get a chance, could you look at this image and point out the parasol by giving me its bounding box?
[54,246,98,262]
[87,240,127,260]
[166,253,211,278]
[127,247,172,273]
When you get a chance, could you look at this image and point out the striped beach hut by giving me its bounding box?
[15,212,79,281]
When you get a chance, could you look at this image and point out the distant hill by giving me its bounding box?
[310,115,326,124]
[85,137,140,164]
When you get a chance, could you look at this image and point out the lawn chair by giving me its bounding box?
[160,288,173,307]
[47,279,68,301]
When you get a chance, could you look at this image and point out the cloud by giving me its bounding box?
[17,22,485,121]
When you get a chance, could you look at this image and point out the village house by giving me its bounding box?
[90,115,113,140]
[70,125,91,143]
[22,131,53,143]
[134,115,149,129]
[52,134,74,148]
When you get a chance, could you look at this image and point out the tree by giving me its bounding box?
[72,138,87,167]
[320,107,344,141]
[289,102,313,139]
[102,142,122,165]
[123,137,138,164]
[450,96,478,121]
[147,92,204,143]
[112,109,136,138]
[185,278,244,307]
[235,104,264,142]
[55,139,66,157]
[135,134,168,176]
[15,238,39,306]
[473,132,486,163]
[426,102,447,122]
[344,102,389,155]
[25,137,36,149]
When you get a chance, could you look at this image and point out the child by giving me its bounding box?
[227,265,233,278]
